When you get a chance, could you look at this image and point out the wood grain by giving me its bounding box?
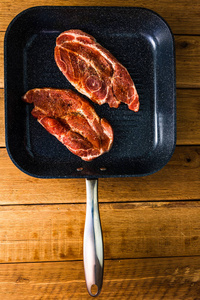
[1,0,200,35]
[1,0,200,298]
[0,89,5,146]
[175,36,200,88]
[0,201,200,263]
[0,32,3,90]
[0,146,199,205]
[1,32,200,89]
[177,89,200,145]
[0,256,200,299]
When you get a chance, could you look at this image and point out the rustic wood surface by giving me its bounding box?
[1,257,200,300]
[0,0,200,299]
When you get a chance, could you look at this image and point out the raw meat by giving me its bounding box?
[22,88,114,161]
[54,30,139,112]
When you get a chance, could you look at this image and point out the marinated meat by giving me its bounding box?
[22,88,113,161]
[54,30,139,112]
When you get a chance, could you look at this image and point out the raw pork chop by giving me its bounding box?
[54,30,139,112]
[22,88,113,161]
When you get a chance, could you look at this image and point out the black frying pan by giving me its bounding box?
[4,6,176,297]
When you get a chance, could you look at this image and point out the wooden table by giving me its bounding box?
[0,0,200,299]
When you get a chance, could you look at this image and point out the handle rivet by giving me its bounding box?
[100,167,106,171]
[77,167,83,171]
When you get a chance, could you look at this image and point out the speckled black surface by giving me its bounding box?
[4,6,176,178]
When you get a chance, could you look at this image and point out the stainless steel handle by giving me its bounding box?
[84,179,104,297]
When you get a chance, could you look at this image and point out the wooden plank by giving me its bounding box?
[0,89,5,147]
[1,0,200,35]
[1,88,200,147]
[0,32,3,89]
[0,146,200,205]
[177,89,200,145]
[0,256,200,299]
[175,35,200,88]
[0,201,200,263]
[2,31,200,88]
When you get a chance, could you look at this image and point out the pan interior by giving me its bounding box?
[5,7,176,178]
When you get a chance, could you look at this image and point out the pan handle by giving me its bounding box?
[84,179,104,297]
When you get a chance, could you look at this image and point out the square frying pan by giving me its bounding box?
[4,6,176,297]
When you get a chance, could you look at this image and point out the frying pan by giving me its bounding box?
[4,6,176,297]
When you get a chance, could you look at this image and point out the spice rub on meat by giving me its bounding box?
[54,29,139,112]
[23,88,114,161]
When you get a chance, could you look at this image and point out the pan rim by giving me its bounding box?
[4,6,176,179]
